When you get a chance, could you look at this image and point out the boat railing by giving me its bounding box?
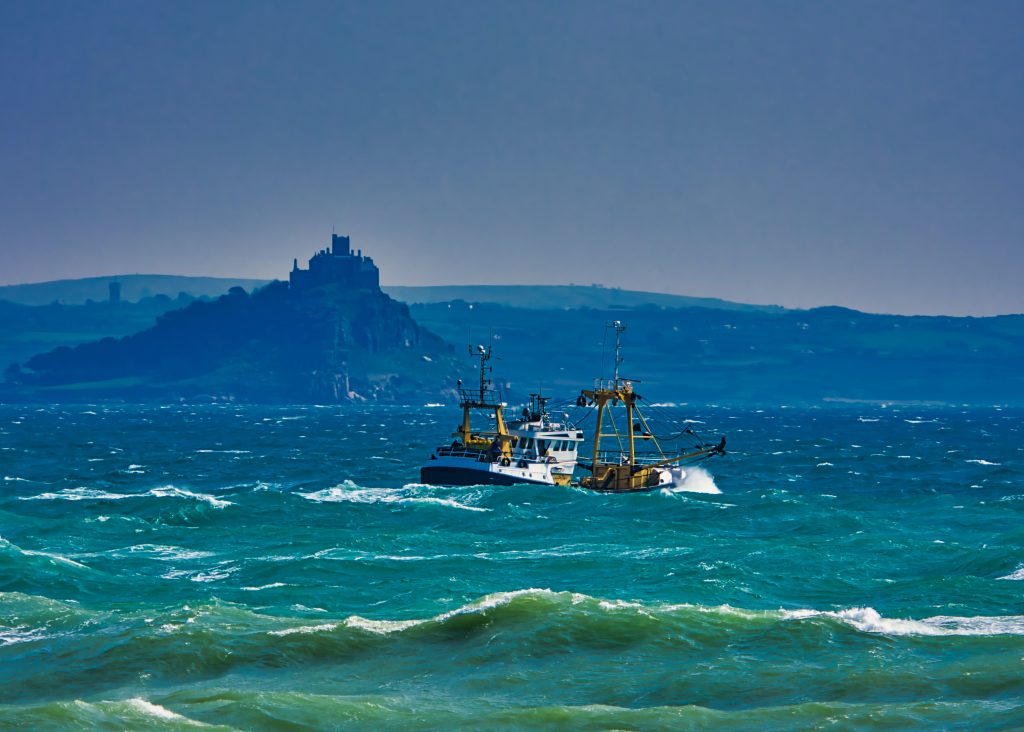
[436,444,573,468]
[458,385,504,405]
[592,377,635,393]
[591,450,669,466]
[436,445,490,461]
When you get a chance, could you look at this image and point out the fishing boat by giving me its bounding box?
[420,342,583,487]
[575,321,726,493]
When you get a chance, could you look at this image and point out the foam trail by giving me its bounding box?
[784,607,1024,636]
[147,485,233,509]
[19,485,232,508]
[21,487,133,502]
[299,481,489,512]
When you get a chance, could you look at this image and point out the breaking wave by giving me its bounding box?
[20,485,232,508]
[997,566,1024,581]
[662,466,721,495]
[782,606,1024,637]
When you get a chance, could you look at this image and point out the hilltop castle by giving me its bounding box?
[289,234,380,292]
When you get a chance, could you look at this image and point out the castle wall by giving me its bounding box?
[289,236,380,293]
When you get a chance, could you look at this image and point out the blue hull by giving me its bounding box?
[420,465,554,487]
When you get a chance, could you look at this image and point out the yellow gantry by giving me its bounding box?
[458,397,511,457]
[454,341,512,458]
[579,381,662,492]
[575,320,723,492]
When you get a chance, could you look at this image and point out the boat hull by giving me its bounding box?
[420,464,554,487]
[580,466,687,493]
[584,483,665,494]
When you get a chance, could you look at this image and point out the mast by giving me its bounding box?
[576,320,727,492]
[606,321,635,466]
[456,336,509,457]
[611,320,624,383]
[474,342,492,403]
[610,321,636,466]
[580,321,684,491]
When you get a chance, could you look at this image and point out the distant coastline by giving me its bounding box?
[2,261,1023,406]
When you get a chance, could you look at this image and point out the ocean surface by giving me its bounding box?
[1,403,1022,730]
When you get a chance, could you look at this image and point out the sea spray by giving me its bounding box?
[664,465,721,494]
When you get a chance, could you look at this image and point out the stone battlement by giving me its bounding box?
[289,234,380,292]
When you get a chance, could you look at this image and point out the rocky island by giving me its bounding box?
[6,235,456,402]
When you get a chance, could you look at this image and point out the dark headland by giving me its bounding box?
[2,236,456,403]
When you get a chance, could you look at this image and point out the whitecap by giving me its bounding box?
[123,699,200,724]
[997,567,1024,581]
[299,481,489,512]
[21,487,132,502]
[784,606,1024,636]
[125,544,216,561]
[19,485,232,508]
[332,589,573,638]
[0,537,89,569]
[0,625,50,646]
[147,485,233,508]
[161,564,237,582]
[598,599,647,611]
[269,622,340,636]
[263,591,1024,644]
[667,466,721,495]
[966,459,1001,466]
[344,616,422,634]
[481,546,598,561]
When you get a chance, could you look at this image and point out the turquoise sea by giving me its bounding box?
[1,403,1022,730]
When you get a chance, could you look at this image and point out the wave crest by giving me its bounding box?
[19,485,232,508]
[299,481,490,512]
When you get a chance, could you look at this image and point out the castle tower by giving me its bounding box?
[331,233,352,256]
[290,233,380,292]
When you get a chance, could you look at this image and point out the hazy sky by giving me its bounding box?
[1,1,1021,315]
